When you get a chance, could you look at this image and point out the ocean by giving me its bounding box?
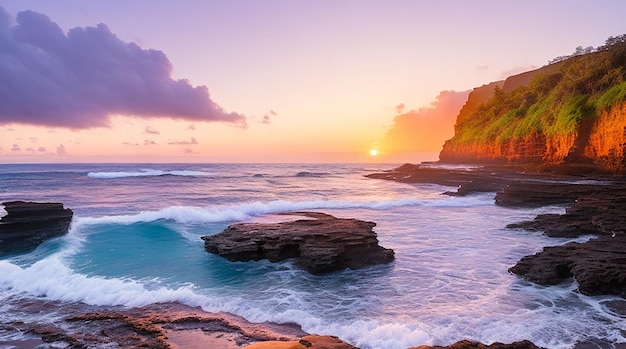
[0,163,624,348]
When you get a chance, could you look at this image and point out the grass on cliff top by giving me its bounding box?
[450,36,626,145]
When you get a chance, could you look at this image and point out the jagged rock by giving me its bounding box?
[202,211,394,274]
[0,201,73,254]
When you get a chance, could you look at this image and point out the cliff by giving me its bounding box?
[440,35,626,174]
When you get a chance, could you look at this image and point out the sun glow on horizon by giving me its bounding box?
[370,149,378,156]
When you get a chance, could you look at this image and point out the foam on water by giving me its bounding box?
[87,169,213,179]
[75,195,494,226]
[3,163,626,348]
[0,204,6,219]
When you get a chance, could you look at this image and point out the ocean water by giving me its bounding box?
[0,163,624,348]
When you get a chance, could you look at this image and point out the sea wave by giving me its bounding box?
[295,171,330,178]
[0,258,204,308]
[87,169,213,179]
[76,195,494,226]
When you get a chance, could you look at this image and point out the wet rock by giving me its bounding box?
[409,339,542,349]
[0,201,73,254]
[202,211,395,274]
[508,183,626,298]
[244,335,358,349]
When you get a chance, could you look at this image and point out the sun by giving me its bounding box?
[369,149,378,156]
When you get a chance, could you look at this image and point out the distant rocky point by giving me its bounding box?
[202,211,395,274]
[0,201,73,255]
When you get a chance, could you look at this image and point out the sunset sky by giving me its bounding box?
[1,1,625,163]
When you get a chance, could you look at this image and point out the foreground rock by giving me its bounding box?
[0,298,306,348]
[0,201,73,254]
[202,211,395,274]
[243,335,358,349]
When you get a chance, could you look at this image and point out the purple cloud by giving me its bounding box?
[0,7,246,129]
[11,144,20,152]
[143,140,157,145]
[56,144,66,155]
[168,137,198,145]
[260,115,271,125]
[37,146,46,152]
[144,126,160,134]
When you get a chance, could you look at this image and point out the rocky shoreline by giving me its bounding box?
[367,162,626,348]
[367,163,626,300]
[3,165,625,348]
[0,296,544,349]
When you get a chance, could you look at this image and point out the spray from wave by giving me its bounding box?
[76,195,494,226]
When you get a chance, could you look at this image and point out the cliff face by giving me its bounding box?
[439,36,626,174]
[584,103,626,172]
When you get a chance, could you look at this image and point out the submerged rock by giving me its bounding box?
[0,201,73,254]
[202,211,395,274]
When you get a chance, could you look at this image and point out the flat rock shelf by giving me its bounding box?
[202,211,395,274]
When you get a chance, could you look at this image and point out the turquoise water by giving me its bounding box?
[0,163,624,348]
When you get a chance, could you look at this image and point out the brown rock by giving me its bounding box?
[244,335,358,349]
[409,339,542,349]
[202,211,394,274]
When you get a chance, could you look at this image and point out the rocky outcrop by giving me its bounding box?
[1,299,307,348]
[368,164,626,299]
[202,211,395,274]
[508,183,626,297]
[0,201,73,254]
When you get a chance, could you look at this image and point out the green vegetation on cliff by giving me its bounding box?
[448,35,626,147]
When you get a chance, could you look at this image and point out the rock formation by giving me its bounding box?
[0,201,73,254]
[243,335,358,349]
[409,340,541,349]
[507,182,626,297]
[202,211,395,274]
[438,36,626,174]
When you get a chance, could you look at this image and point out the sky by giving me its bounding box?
[1,1,625,163]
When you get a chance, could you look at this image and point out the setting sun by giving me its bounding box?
[370,149,378,156]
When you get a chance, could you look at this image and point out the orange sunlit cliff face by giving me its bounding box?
[379,90,470,156]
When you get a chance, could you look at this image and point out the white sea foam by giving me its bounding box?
[0,258,203,308]
[0,204,6,219]
[76,195,493,226]
[87,169,212,179]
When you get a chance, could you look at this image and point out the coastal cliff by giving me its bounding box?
[440,35,626,173]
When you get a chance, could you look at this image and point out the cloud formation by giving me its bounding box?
[0,7,246,129]
[383,90,470,152]
[144,126,160,134]
[168,137,198,145]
